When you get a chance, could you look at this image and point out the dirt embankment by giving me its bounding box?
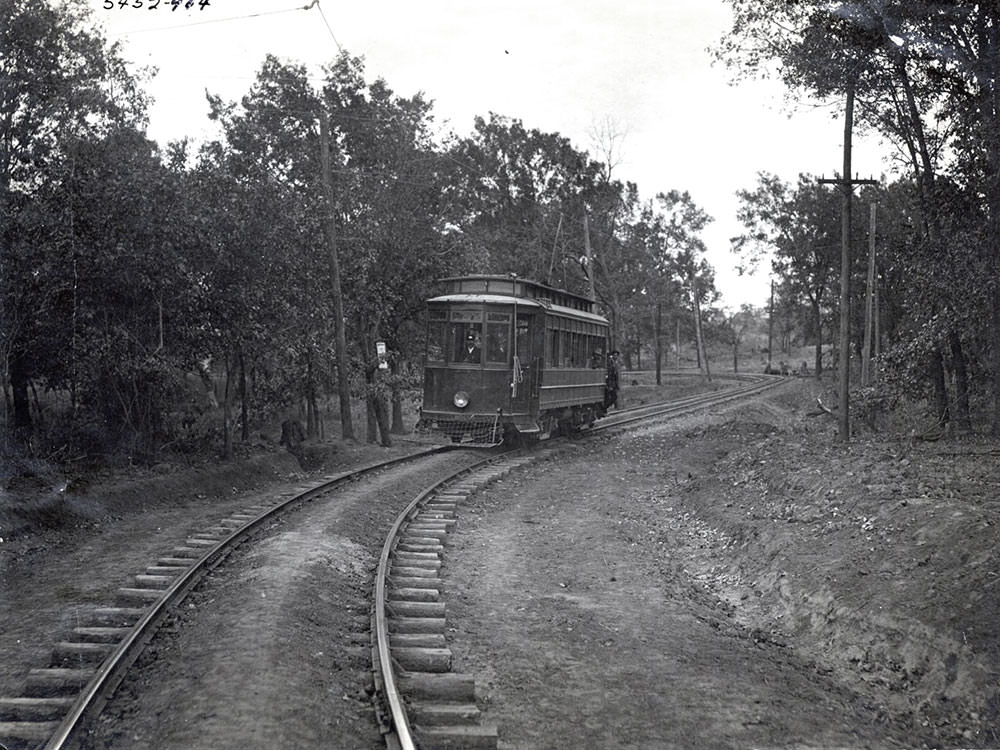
[2,379,997,747]
[441,383,998,748]
[633,392,1000,746]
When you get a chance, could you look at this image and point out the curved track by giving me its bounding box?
[371,451,538,750]
[370,374,787,750]
[0,446,452,750]
[596,373,784,433]
[0,375,785,750]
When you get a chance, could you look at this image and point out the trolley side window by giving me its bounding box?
[562,330,573,367]
[485,312,510,364]
[427,308,447,362]
[588,326,606,368]
[515,314,532,361]
[449,310,483,364]
[547,325,560,367]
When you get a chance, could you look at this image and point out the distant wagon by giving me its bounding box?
[416,275,616,445]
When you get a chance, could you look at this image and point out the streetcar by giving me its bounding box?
[415,275,616,445]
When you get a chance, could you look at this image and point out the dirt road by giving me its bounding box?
[440,391,998,749]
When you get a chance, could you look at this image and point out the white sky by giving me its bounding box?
[97,0,893,311]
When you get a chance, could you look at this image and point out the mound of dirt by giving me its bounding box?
[660,392,1000,745]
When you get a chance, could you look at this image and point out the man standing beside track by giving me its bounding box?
[606,350,622,409]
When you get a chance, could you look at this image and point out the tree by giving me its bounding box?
[727,304,759,373]
[1,0,148,452]
[202,56,332,454]
[443,113,599,289]
[656,191,717,379]
[716,0,998,433]
[320,53,450,445]
[733,173,842,378]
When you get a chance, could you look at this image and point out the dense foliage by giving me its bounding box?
[720,0,1000,434]
[0,1,717,464]
[5,1,995,466]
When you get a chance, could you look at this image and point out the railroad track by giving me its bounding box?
[370,374,787,750]
[597,373,784,433]
[371,451,539,750]
[0,445,456,750]
[0,375,783,750]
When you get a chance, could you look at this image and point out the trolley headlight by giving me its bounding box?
[453,391,470,409]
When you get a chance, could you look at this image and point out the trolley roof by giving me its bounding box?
[434,275,598,314]
[427,293,609,325]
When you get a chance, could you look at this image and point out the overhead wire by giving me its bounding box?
[108,0,488,186]
[111,4,314,36]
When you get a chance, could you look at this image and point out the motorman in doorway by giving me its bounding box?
[605,349,622,409]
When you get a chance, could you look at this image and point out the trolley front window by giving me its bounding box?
[427,308,447,362]
[486,312,510,364]
[449,310,483,364]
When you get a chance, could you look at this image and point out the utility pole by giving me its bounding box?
[818,79,877,442]
[655,301,662,385]
[767,278,774,374]
[675,317,680,369]
[861,203,877,386]
[319,108,355,440]
[874,281,881,362]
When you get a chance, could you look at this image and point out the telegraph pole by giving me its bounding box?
[767,278,774,374]
[655,301,662,385]
[818,79,877,442]
[319,108,355,440]
[861,203,877,386]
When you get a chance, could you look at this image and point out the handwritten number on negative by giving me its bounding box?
[101,0,209,8]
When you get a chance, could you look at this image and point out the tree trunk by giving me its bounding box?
[365,398,377,444]
[930,348,950,429]
[222,351,233,460]
[813,298,823,379]
[390,360,406,434]
[692,276,711,381]
[364,373,392,447]
[985,8,1000,435]
[239,346,249,442]
[360,325,392,447]
[9,349,32,451]
[373,392,391,447]
[949,331,972,434]
[391,393,405,434]
[655,302,662,385]
[305,355,318,439]
[319,109,355,440]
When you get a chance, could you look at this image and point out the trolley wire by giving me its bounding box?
[111,4,314,36]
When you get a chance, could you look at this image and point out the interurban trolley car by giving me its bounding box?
[416,275,617,445]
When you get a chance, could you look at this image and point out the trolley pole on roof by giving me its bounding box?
[583,211,596,300]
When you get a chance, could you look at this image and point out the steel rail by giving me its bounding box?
[597,374,785,432]
[35,376,783,750]
[372,450,519,750]
[40,444,455,750]
[371,376,785,748]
